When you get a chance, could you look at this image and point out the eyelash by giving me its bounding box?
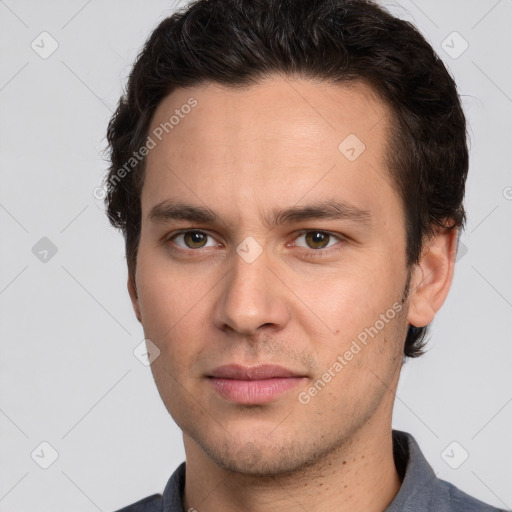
[165,229,346,257]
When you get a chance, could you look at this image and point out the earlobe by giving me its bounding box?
[407,227,459,328]
[127,275,142,323]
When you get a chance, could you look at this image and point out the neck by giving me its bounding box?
[183,421,402,512]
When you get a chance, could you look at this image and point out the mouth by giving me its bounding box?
[207,364,308,405]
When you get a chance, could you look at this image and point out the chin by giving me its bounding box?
[192,431,342,478]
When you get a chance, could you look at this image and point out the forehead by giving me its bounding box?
[148,76,389,150]
[141,75,397,225]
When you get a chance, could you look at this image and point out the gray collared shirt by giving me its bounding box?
[115,429,506,511]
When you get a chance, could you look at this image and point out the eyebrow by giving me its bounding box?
[147,199,372,227]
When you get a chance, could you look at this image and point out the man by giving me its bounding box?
[104,0,505,510]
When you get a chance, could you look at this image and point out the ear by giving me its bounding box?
[127,274,142,323]
[407,226,459,328]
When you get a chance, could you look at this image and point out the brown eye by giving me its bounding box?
[304,231,331,249]
[171,231,216,250]
[183,231,208,248]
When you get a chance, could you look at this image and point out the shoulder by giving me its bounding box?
[390,430,507,512]
[113,493,163,512]
[113,462,186,512]
[439,478,506,512]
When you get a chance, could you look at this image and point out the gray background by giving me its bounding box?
[0,0,511,510]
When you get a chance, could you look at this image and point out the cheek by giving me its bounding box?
[298,262,401,332]
[295,259,406,372]
[135,248,211,362]
[302,303,406,417]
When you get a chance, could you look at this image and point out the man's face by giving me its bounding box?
[131,76,412,474]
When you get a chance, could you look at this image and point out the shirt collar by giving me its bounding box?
[385,429,440,511]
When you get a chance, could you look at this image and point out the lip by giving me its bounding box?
[208,364,307,404]
[209,364,302,380]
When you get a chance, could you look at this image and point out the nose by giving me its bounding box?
[213,247,290,335]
